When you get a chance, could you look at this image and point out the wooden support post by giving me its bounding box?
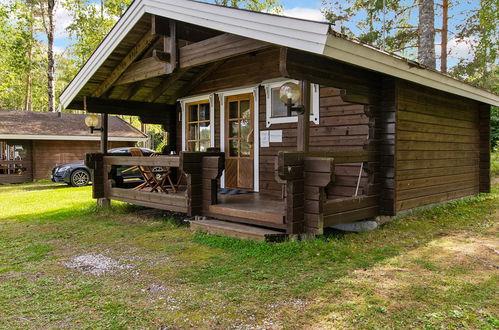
[100,113,108,154]
[297,80,311,152]
[99,114,110,207]
[479,103,491,193]
[85,152,110,208]
[166,20,177,73]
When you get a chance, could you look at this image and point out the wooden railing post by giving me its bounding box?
[181,151,225,217]
[277,152,305,234]
[201,156,225,212]
[85,152,110,207]
[303,157,335,235]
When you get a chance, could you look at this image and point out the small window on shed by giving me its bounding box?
[264,79,320,127]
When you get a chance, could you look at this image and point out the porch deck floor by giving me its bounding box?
[217,192,285,213]
[209,192,285,225]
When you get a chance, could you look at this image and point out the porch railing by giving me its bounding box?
[85,152,224,215]
[0,159,32,183]
[277,150,379,234]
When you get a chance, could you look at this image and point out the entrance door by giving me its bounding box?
[225,93,254,190]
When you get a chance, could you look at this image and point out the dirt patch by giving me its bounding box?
[63,254,134,276]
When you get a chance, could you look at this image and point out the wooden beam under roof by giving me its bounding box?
[113,52,173,86]
[73,97,175,117]
[179,33,269,69]
[119,82,143,100]
[148,68,190,103]
[166,61,224,103]
[92,29,159,97]
[113,22,178,87]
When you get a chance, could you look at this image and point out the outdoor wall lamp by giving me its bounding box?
[279,82,305,116]
[84,114,102,134]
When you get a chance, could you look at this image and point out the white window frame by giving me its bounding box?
[179,94,215,152]
[263,79,320,127]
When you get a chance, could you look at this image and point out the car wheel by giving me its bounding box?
[70,169,90,187]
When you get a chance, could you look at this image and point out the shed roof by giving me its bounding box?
[60,0,499,108]
[0,110,147,142]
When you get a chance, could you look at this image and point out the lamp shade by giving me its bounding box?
[84,114,99,128]
[279,82,301,105]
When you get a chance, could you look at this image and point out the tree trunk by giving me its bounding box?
[418,0,436,69]
[440,0,448,73]
[23,41,33,111]
[23,5,34,111]
[47,0,56,112]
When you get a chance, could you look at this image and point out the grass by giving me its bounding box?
[492,151,499,178]
[0,181,498,328]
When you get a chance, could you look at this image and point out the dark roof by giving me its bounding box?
[0,110,147,139]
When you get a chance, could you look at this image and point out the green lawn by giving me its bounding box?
[0,181,498,328]
[492,152,499,178]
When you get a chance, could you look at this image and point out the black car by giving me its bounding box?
[51,147,155,187]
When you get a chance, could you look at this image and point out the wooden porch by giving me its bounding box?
[0,140,32,184]
[86,149,379,237]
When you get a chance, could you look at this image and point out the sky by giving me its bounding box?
[53,0,478,68]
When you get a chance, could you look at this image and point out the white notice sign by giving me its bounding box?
[269,130,283,143]
[260,130,270,148]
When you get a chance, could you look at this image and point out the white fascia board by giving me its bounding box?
[0,134,148,142]
[323,34,499,107]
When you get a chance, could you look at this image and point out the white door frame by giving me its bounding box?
[218,86,260,191]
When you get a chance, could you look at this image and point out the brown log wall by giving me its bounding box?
[258,86,371,199]
[395,80,482,212]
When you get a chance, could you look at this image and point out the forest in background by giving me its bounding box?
[0,0,497,148]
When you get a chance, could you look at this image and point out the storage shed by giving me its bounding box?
[59,0,499,238]
[0,110,147,184]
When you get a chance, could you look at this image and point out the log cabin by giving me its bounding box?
[0,110,147,184]
[59,0,499,239]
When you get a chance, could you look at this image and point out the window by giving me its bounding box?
[264,79,320,127]
[0,141,28,175]
[186,100,211,152]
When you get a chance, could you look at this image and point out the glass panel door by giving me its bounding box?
[224,94,254,190]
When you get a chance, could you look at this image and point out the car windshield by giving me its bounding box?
[109,148,155,154]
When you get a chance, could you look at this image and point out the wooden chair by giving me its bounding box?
[129,148,175,193]
[150,153,177,193]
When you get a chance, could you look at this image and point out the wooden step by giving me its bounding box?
[190,219,285,242]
